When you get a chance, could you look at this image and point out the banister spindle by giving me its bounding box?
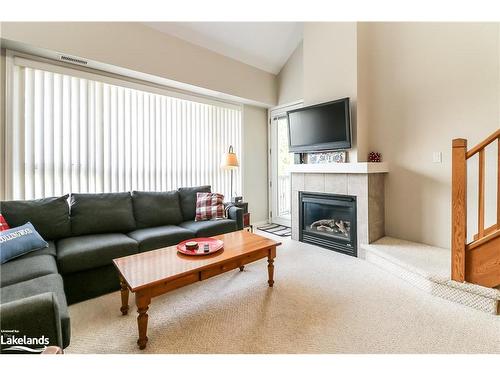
[478,149,485,238]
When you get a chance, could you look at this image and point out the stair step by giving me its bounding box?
[360,237,500,315]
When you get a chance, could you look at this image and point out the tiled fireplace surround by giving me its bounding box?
[291,167,387,252]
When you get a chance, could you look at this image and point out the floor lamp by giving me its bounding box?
[221,145,239,199]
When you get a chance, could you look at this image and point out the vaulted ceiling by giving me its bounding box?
[144,22,303,75]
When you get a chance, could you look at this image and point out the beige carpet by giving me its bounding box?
[362,237,500,314]
[66,231,500,354]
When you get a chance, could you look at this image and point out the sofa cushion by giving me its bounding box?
[131,190,184,229]
[62,264,121,305]
[1,254,58,287]
[178,185,211,221]
[127,225,195,252]
[0,273,70,348]
[0,292,65,349]
[56,233,139,274]
[1,195,71,240]
[17,241,57,259]
[0,223,49,264]
[70,192,136,236]
[179,219,237,237]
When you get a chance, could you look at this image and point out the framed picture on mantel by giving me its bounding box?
[306,151,347,164]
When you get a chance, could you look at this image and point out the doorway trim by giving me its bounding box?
[267,100,303,226]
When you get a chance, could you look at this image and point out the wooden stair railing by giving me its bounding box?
[451,129,500,287]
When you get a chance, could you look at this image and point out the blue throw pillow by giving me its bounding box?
[0,222,48,264]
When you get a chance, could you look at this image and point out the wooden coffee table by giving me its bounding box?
[113,230,281,349]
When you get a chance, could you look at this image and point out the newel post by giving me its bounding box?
[451,138,467,282]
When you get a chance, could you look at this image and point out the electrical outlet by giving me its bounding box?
[432,152,442,163]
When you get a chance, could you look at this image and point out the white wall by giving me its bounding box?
[358,22,499,248]
[242,105,269,223]
[277,23,362,161]
[356,24,372,166]
[303,22,362,162]
[277,42,303,106]
[0,22,277,106]
[278,22,499,249]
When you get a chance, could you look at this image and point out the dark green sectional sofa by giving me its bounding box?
[0,186,243,351]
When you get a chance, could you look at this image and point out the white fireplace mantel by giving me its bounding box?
[288,162,389,174]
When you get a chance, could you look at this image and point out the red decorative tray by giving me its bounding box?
[176,237,224,256]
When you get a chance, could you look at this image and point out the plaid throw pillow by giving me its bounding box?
[0,214,10,232]
[195,192,225,221]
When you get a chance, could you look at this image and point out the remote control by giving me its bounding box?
[203,244,210,253]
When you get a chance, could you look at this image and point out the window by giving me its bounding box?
[5,54,242,200]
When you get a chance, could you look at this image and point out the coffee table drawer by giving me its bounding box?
[147,272,200,297]
[241,249,268,265]
[199,250,269,280]
[200,260,240,280]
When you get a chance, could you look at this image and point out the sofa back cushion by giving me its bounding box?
[178,185,211,221]
[1,195,71,240]
[131,190,184,228]
[70,193,136,236]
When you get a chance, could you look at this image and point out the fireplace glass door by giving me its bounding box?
[302,200,354,243]
[299,192,357,256]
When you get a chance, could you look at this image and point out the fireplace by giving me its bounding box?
[299,192,357,256]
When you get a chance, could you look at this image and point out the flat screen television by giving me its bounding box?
[287,98,351,153]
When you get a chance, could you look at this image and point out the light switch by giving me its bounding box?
[432,152,442,163]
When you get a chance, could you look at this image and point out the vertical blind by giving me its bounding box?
[7,60,242,200]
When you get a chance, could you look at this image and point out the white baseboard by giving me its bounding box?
[252,220,269,228]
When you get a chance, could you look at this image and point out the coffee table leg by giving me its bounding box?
[239,265,245,272]
[119,275,129,315]
[267,249,275,287]
[136,293,151,350]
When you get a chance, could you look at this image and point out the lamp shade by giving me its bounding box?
[221,146,239,169]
